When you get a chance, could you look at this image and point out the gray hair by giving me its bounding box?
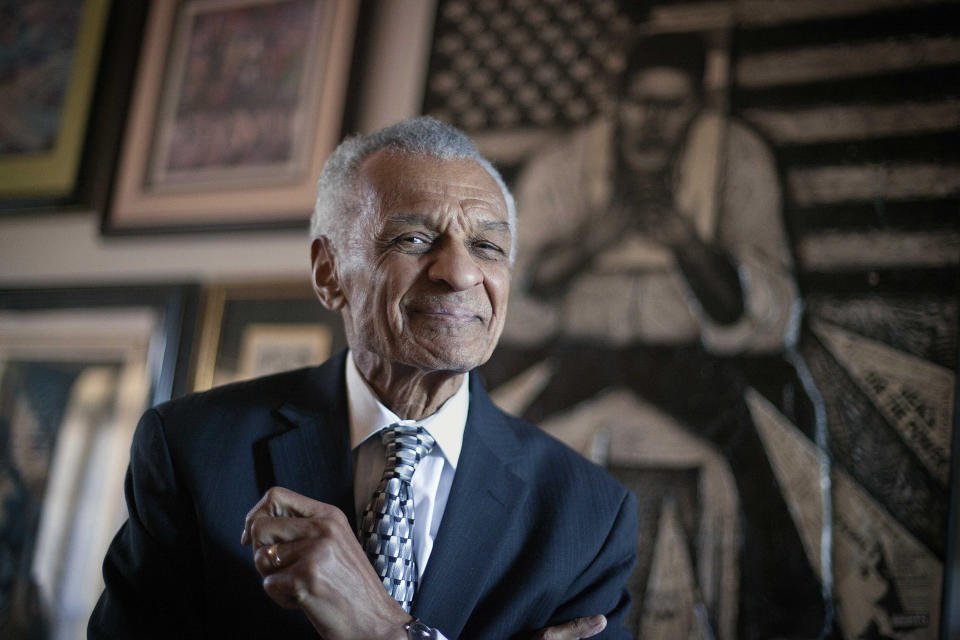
[310,116,517,263]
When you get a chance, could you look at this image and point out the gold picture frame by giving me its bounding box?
[192,280,345,391]
[0,0,112,200]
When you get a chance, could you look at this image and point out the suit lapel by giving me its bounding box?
[413,374,529,637]
[266,352,357,530]
[264,356,530,636]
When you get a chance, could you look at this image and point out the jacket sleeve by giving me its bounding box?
[88,408,204,639]
[543,489,639,639]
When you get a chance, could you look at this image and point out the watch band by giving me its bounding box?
[405,619,438,640]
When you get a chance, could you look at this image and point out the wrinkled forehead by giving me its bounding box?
[358,151,508,213]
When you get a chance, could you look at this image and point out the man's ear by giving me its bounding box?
[310,237,346,311]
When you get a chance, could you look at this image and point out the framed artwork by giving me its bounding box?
[103,0,359,233]
[192,280,345,391]
[422,0,960,638]
[237,324,331,380]
[0,0,112,204]
[0,284,198,638]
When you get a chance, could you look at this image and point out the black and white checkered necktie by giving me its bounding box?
[359,423,436,613]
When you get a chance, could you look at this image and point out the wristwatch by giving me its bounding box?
[405,619,438,639]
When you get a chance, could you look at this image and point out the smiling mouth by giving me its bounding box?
[405,298,488,323]
[409,306,483,322]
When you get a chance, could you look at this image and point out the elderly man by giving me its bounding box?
[88,118,638,640]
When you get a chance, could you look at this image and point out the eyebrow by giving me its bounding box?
[480,221,511,233]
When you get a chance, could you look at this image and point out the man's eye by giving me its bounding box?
[473,241,505,256]
[395,235,431,251]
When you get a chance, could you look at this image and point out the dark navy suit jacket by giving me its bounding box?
[89,352,638,639]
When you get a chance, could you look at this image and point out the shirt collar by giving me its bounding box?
[345,350,467,469]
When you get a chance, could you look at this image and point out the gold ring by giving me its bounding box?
[266,543,282,569]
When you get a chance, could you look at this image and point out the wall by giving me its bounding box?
[0,1,957,638]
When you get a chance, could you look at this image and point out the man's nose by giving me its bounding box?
[427,241,483,291]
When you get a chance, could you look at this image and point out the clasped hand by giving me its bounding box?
[242,487,609,640]
[242,487,411,640]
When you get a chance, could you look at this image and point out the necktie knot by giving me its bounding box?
[380,424,436,483]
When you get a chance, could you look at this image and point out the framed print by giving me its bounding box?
[104,0,358,233]
[0,284,198,638]
[237,323,331,380]
[0,0,112,203]
[421,1,960,637]
[193,280,345,391]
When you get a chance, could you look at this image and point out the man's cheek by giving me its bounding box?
[379,290,401,327]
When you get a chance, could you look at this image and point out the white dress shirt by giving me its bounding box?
[345,351,467,581]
